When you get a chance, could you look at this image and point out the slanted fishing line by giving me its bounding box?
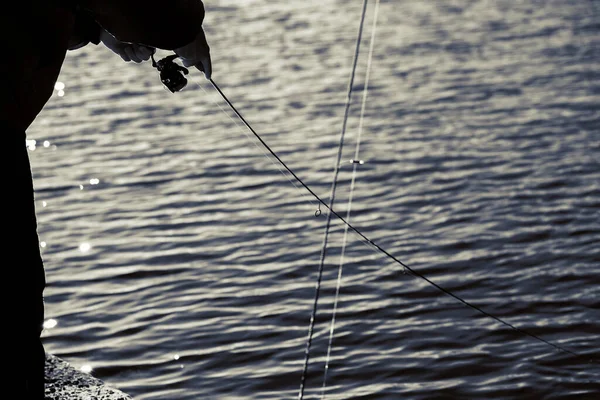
[193,80,319,211]
[296,0,371,398]
[161,5,594,377]
[321,0,382,397]
[198,73,592,367]
[200,78,589,363]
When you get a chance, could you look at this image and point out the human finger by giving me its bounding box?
[194,52,212,79]
[124,46,142,63]
[134,45,155,61]
[175,28,212,79]
[119,48,131,62]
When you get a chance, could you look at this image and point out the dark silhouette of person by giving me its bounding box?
[0,1,211,398]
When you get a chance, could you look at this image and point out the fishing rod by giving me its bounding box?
[149,53,596,367]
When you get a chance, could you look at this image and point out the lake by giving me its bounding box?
[30,0,599,398]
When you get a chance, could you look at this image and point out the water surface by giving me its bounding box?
[30,0,599,398]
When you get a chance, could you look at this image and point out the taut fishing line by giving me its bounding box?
[204,80,590,363]
[148,4,596,392]
[192,80,319,211]
[321,0,382,398]
[296,0,371,398]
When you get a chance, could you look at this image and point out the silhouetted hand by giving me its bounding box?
[100,30,155,63]
[174,28,212,79]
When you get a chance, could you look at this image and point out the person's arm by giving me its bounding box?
[68,8,102,50]
[78,0,212,77]
[78,0,205,50]
[67,7,157,63]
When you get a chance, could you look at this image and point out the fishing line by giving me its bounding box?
[296,0,371,397]
[193,80,319,210]
[205,81,590,363]
[145,2,596,375]
[321,0,381,397]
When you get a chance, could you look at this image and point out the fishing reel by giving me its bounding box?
[151,54,189,93]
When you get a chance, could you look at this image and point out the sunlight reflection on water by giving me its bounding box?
[29,0,600,399]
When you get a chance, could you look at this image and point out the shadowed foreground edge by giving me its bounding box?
[45,353,132,400]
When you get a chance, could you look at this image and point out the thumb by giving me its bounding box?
[176,28,212,79]
[193,29,212,79]
[182,53,212,79]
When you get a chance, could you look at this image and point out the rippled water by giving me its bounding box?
[29,0,599,399]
